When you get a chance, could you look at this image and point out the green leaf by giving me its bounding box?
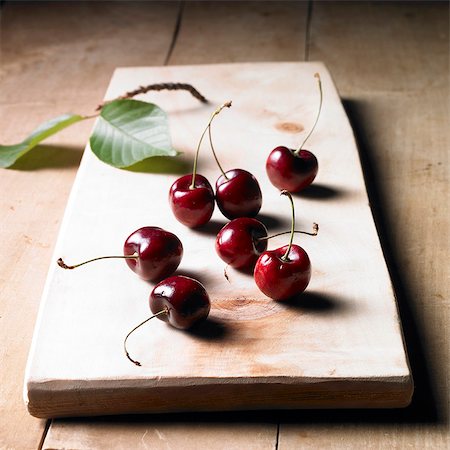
[0,114,85,168]
[89,99,176,168]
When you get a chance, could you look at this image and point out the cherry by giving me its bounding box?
[169,174,214,228]
[215,217,268,270]
[124,275,211,366]
[255,245,311,301]
[216,217,318,271]
[254,191,313,301]
[123,227,183,281]
[169,102,232,228]
[57,226,183,282]
[266,73,322,192]
[202,101,262,219]
[149,275,211,329]
[266,147,318,193]
[215,169,262,219]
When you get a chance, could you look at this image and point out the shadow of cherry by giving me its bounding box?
[174,269,215,288]
[186,317,229,341]
[281,290,346,314]
[190,219,227,236]
[294,183,347,200]
[256,212,289,230]
[233,265,255,277]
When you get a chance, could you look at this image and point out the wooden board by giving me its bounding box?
[23,62,413,418]
[0,1,179,444]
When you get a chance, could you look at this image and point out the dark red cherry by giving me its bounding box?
[254,244,311,301]
[123,226,183,282]
[150,275,211,329]
[124,275,211,365]
[266,146,318,192]
[215,169,262,219]
[266,73,322,193]
[215,218,268,270]
[169,101,231,228]
[254,190,313,300]
[57,226,183,283]
[169,174,215,228]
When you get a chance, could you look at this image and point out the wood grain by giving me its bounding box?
[280,1,449,448]
[168,1,308,64]
[0,0,447,448]
[24,62,411,419]
[0,2,179,448]
[45,418,277,450]
[43,2,311,446]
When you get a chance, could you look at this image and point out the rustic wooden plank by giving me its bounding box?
[0,2,178,449]
[44,2,308,448]
[4,1,446,449]
[307,0,448,94]
[280,1,449,448]
[44,418,277,450]
[25,62,411,419]
[168,0,307,64]
[0,1,180,110]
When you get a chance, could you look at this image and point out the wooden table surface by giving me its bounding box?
[0,1,448,449]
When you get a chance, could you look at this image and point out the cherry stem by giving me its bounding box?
[57,253,138,270]
[208,124,228,179]
[189,101,232,189]
[280,190,296,261]
[258,223,319,241]
[296,73,322,154]
[124,309,168,367]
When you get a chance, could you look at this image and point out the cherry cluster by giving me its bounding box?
[169,101,262,226]
[58,73,323,366]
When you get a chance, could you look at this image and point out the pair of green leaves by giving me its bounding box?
[0,99,176,169]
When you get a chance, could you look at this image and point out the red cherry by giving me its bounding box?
[169,174,214,227]
[202,102,262,219]
[266,73,322,193]
[169,101,232,228]
[254,244,311,301]
[123,227,183,281]
[215,217,268,269]
[253,190,314,301]
[266,146,318,192]
[216,169,262,219]
[124,276,211,366]
[57,226,183,282]
[150,275,211,329]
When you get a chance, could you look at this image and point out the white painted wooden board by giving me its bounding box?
[24,63,413,418]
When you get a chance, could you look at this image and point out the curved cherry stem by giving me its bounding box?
[124,309,168,366]
[208,125,228,179]
[57,253,138,270]
[258,223,318,241]
[190,101,232,189]
[280,190,296,261]
[296,73,322,154]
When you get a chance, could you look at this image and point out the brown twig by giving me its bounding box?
[97,82,209,110]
